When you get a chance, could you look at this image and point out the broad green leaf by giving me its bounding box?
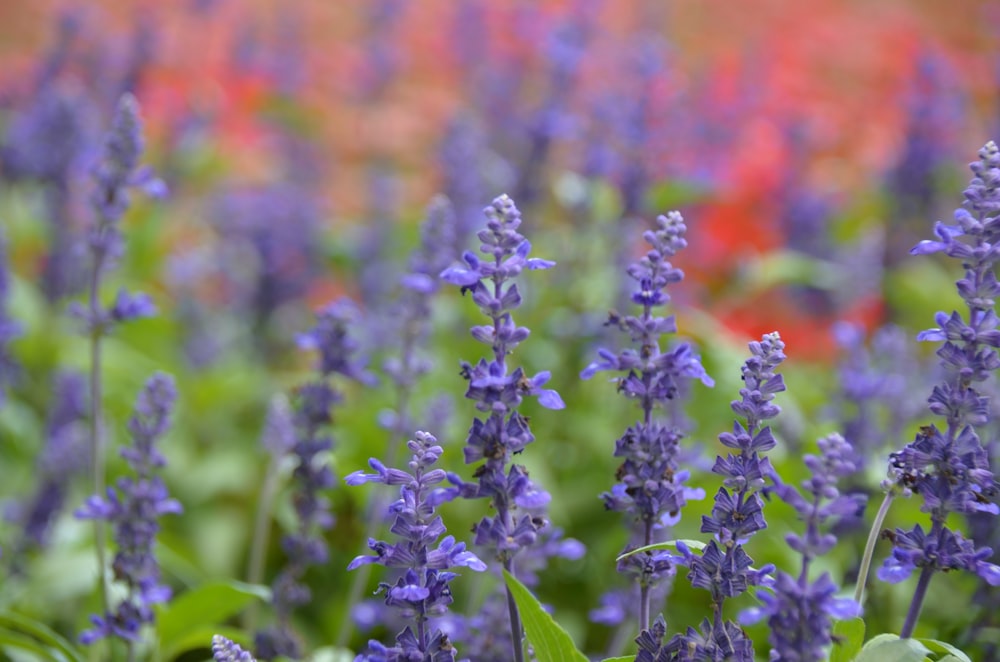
[0,612,84,662]
[854,634,930,662]
[157,625,248,661]
[156,580,270,657]
[0,629,60,661]
[503,570,588,662]
[830,618,865,662]
[616,539,707,562]
[918,638,972,662]
[601,657,635,662]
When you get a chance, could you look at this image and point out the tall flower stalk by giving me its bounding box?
[439,194,564,662]
[75,373,182,658]
[742,433,864,661]
[346,431,487,660]
[337,195,458,648]
[580,211,712,634]
[872,141,1000,637]
[639,333,785,661]
[254,300,375,659]
[75,93,164,620]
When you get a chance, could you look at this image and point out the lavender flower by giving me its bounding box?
[0,233,20,403]
[75,92,165,634]
[581,211,712,633]
[346,431,486,660]
[438,194,565,661]
[208,183,323,335]
[831,322,928,467]
[10,372,88,556]
[255,300,374,659]
[75,373,181,645]
[213,635,256,662]
[878,141,1000,638]
[742,434,864,661]
[647,332,786,661]
[335,197,460,649]
[0,83,94,301]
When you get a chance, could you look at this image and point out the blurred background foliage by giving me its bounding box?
[0,0,998,659]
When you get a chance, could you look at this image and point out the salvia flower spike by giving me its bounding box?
[75,373,181,646]
[878,141,1000,638]
[346,431,486,660]
[640,332,786,661]
[212,634,257,662]
[742,433,865,661]
[439,193,566,662]
[255,299,375,659]
[581,211,712,633]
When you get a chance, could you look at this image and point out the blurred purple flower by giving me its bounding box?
[742,434,864,661]
[256,300,374,659]
[212,634,256,662]
[74,373,181,645]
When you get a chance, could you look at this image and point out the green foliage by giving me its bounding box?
[155,580,270,659]
[0,611,84,662]
[831,618,865,662]
[503,570,588,662]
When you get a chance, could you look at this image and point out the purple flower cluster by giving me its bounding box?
[12,372,88,555]
[743,433,864,661]
[255,300,375,659]
[346,431,486,660]
[75,373,181,644]
[438,194,565,659]
[581,211,712,632]
[0,233,21,404]
[213,634,256,662]
[880,141,1000,637]
[648,332,786,661]
[72,94,164,335]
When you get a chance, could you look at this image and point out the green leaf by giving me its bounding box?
[831,618,865,662]
[156,580,270,658]
[854,634,931,662]
[503,570,588,662]
[917,638,972,662]
[0,611,84,662]
[601,657,635,662]
[616,539,706,562]
[157,625,248,661]
[0,629,61,661]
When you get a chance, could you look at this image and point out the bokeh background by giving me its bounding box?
[0,0,999,659]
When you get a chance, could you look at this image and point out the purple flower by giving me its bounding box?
[879,142,1000,639]
[742,434,864,661]
[256,300,374,659]
[0,233,21,404]
[583,211,712,634]
[348,432,485,660]
[655,333,786,661]
[78,94,163,337]
[10,372,88,555]
[440,194,576,660]
[74,373,181,645]
[212,635,256,662]
[208,183,324,330]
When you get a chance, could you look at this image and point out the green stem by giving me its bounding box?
[854,491,894,606]
[243,451,283,632]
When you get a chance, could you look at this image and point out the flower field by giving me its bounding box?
[0,1,999,661]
